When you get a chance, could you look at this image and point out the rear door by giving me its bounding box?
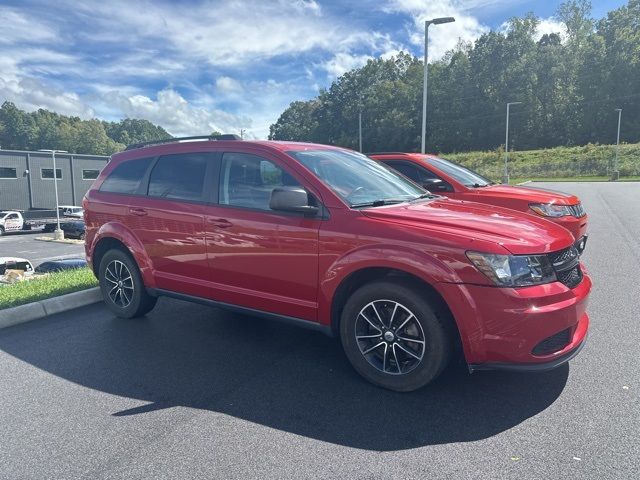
[203,151,321,321]
[126,152,213,298]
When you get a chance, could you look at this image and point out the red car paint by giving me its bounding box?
[84,140,590,370]
[369,153,588,242]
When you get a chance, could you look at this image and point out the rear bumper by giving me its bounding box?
[437,268,591,367]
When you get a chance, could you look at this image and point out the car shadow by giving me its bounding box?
[0,298,569,451]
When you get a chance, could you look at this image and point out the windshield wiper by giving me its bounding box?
[351,198,407,208]
[470,183,491,188]
[410,192,439,201]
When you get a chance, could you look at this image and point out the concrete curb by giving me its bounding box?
[34,236,84,245]
[0,287,102,330]
[516,180,532,185]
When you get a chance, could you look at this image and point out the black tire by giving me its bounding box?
[99,248,157,318]
[43,224,55,233]
[0,226,4,236]
[79,232,86,241]
[340,280,451,392]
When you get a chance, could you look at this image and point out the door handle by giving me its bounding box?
[129,208,148,216]
[208,218,233,228]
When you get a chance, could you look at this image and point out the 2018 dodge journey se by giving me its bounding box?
[84,135,591,391]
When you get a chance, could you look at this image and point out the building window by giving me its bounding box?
[41,168,63,180]
[0,167,17,179]
[82,169,100,180]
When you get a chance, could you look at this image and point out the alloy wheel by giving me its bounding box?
[355,300,426,375]
[104,260,134,308]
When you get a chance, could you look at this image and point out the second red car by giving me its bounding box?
[370,152,588,250]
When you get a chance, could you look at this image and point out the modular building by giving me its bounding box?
[0,149,109,211]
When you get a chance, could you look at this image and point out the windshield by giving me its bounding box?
[288,149,426,207]
[426,157,493,187]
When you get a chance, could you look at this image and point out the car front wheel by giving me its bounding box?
[340,280,452,392]
[99,248,157,318]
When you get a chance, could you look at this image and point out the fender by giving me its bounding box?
[317,243,461,326]
[90,221,157,289]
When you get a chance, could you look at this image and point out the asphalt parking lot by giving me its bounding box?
[0,182,638,479]
[0,230,85,266]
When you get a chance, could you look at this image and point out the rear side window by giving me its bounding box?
[147,153,208,201]
[100,157,152,194]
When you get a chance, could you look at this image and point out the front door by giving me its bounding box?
[204,152,321,321]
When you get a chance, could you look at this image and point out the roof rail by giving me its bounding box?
[125,134,242,151]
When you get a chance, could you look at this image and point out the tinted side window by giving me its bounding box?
[384,161,421,183]
[148,153,208,201]
[100,157,152,194]
[219,153,301,211]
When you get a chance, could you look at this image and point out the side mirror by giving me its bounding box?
[270,187,319,216]
[422,178,451,192]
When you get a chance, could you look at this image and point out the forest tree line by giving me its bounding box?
[0,102,171,155]
[269,0,640,154]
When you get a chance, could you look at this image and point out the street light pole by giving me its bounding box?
[613,108,622,181]
[358,95,363,153]
[421,16,455,154]
[503,102,522,184]
[39,149,68,240]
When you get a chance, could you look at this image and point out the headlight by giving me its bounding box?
[466,251,556,287]
[529,203,572,218]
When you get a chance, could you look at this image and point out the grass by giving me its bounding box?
[0,267,98,310]
[510,176,640,184]
[444,142,640,181]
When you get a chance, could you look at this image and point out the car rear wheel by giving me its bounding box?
[99,249,157,318]
[340,280,451,392]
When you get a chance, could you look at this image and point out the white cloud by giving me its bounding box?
[385,0,489,60]
[535,18,567,41]
[216,76,243,94]
[107,88,249,137]
[0,7,60,45]
[323,53,373,78]
[61,0,381,68]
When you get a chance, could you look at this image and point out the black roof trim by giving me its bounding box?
[125,134,242,151]
[365,152,416,156]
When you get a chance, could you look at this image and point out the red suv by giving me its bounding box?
[84,136,591,391]
[369,153,588,251]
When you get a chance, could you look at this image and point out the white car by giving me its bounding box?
[0,257,34,283]
[59,206,84,218]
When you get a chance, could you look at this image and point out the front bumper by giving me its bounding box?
[554,213,588,242]
[438,267,591,368]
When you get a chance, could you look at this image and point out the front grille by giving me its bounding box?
[532,327,572,356]
[568,203,586,218]
[556,265,583,289]
[548,246,582,288]
[549,246,579,267]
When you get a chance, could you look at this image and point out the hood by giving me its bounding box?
[361,198,573,255]
[474,184,580,205]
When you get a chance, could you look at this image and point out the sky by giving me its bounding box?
[0,0,627,139]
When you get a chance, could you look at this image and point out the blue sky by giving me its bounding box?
[0,0,627,139]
